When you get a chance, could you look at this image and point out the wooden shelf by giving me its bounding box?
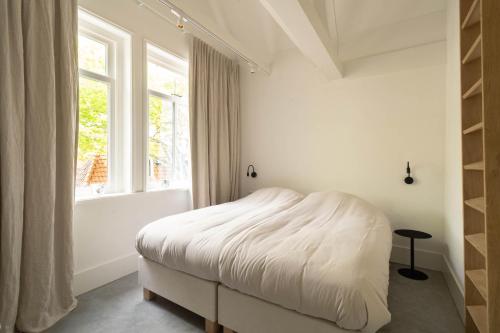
[467,269,488,300]
[460,2,500,330]
[462,35,482,64]
[465,197,485,213]
[464,161,484,170]
[463,79,483,99]
[462,0,481,29]
[463,122,483,134]
[467,305,487,333]
[466,233,486,257]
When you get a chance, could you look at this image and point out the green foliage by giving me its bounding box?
[78,77,108,162]
[148,95,173,164]
[148,96,163,162]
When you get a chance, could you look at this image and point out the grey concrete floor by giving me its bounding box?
[46,264,464,333]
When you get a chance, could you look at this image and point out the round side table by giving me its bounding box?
[394,229,432,280]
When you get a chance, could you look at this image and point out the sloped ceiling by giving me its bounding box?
[315,0,447,60]
[172,0,293,62]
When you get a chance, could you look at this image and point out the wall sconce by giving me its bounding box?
[404,161,414,184]
[247,165,257,178]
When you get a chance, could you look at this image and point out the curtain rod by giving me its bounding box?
[136,0,268,74]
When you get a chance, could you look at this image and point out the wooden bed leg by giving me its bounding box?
[143,288,155,301]
[204,319,219,333]
[223,327,235,333]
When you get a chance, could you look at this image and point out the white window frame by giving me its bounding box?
[144,43,188,191]
[77,9,132,198]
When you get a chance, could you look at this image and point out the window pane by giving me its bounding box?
[76,76,109,198]
[173,100,190,187]
[78,34,107,75]
[148,95,173,190]
[148,62,186,97]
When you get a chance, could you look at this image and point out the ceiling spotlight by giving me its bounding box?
[248,62,257,74]
[171,9,188,30]
[176,16,185,30]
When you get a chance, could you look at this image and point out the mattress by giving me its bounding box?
[135,187,304,281]
[218,191,392,333]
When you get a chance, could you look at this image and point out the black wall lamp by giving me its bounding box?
[404,161,414,184]
[247,165,257,178]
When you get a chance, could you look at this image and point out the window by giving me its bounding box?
[76,10,131,199]
[146,44,190,190]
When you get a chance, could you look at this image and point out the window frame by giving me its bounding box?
[77,9,132,199]
[144,42,188,191]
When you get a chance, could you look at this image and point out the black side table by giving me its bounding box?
[394,229,432,280]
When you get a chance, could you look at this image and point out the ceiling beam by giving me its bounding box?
[325,0,339,47]
[260,0,343,79]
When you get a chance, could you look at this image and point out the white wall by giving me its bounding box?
[240,43,447,253]
[444,0,465,294]
[75,0,192,295]
[75,0,463,300]
[73,190,190,295]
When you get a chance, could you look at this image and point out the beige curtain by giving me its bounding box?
[0,1,78,332]
[189,37,240,208]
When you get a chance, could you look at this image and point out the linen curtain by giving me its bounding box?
[189,37,240,208]
[0,1,78,332]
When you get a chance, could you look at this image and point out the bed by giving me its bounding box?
[218,191,392,333]
[136,189,392,333]
[136,187,304,332]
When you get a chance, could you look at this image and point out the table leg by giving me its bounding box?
[398,236,428,280]
[410,237,414,271]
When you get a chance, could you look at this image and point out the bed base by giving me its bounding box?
[218,285,352,333]
[138,256,219,333]
[139,256,354,333]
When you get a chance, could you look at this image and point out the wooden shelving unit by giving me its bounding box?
[465,233,486,256]
[462,78,482,99]
[463,122,483,135]
[462,0,481,29]
[462,35,482,64]
[467,305,487,333]
[460,1,500,332]
[464,197,485,213]
[466,269,488,300]
[464,161,484,171]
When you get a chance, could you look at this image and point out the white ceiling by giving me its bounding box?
[168,0,447,73]
[320,0,446,42]
[315,0,447,60]
[180,0,294,60]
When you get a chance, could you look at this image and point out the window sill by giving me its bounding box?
[75,188,191,206]
[75,192,131,205]
[145,186,191,193]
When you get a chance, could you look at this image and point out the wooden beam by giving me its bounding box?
[260,0,343,79]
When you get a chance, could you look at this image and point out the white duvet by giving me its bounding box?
[135,187,304,281]
[218,191,392,332]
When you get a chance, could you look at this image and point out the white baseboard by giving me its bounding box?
[442,255,465,322]
[73,253,138,296]
[390,245,465,323]
[390,244,443,271]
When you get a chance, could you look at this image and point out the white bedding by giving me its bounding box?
[218,191,392,332]
[135,187,304,281]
